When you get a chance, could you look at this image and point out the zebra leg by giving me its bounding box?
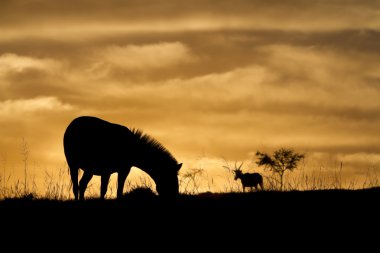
[117,167,131,199]
[79,171,93,200]
[69,165,79,201]
[100,174,111,199]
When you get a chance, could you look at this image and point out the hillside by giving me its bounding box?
[1,187,379,218]
[1,188,378,247]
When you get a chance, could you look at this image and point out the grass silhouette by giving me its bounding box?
[1,163,379,199]
[1,153,379,226]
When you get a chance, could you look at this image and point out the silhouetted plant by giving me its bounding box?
[44,166,71,200]
[256,148,305,191]
[181,168,204,194]
[222,159,242,192]
[20,138,29,195]
[1,154,6,198]
[363,166,379,189]
[125,175,154,194]
[125,187,157,200]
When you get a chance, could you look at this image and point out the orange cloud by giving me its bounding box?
[98,42,195,70]
[0,96,72,116]
[0,53,60,76]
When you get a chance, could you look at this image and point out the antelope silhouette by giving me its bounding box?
[233,162,264,192]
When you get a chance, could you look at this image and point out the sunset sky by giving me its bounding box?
[1,0,379,194]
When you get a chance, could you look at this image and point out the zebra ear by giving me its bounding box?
[177,163,183,171]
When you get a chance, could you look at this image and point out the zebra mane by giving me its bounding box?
[130,128,178,165]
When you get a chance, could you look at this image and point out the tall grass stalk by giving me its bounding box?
[20,138,29,196]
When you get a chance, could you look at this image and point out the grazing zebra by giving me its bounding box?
[64,116,182,200]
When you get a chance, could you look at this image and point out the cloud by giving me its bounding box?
[1,0,380,42]
[0,96,72,116]
[97,42,195,70]
[0,53,60,76]
[0,53,71,101]
[72,55,380,166]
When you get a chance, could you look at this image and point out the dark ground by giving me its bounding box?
[1,188,379,249]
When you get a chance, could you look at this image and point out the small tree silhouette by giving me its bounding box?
[256,148,304,191]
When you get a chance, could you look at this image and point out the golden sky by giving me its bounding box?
[1,0,379,193]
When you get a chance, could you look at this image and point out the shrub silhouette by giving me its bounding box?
[256,148,305,190]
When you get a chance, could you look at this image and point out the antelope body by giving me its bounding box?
[234,169,264,192]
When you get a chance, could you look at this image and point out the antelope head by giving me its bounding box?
[233,161,244,180]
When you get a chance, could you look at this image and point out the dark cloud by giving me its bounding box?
[2,29,380,85]
[1,0,379,26]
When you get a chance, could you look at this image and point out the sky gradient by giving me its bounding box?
[1,0,379,193]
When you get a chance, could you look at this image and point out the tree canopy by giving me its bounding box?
[256,148,305,190]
